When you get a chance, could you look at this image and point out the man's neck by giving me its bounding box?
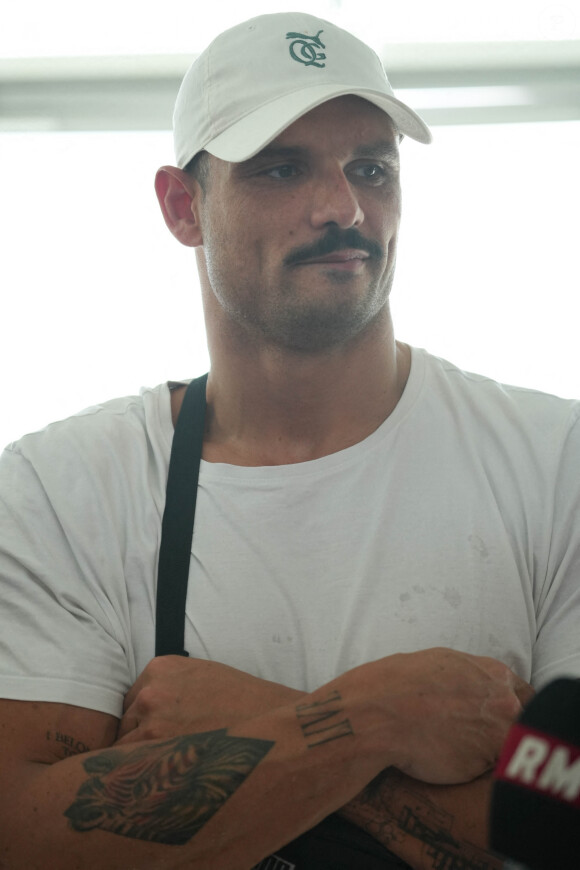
[175,330,410,467]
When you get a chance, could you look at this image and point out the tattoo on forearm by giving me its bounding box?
[349,771,503,870]
[399,803,501,869]
[64,729,274,845]
[295,691,354,748]
[46,731,91,758]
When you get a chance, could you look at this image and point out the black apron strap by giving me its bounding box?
[155,373,208,657]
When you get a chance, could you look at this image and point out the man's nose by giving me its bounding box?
[309,170,364,230]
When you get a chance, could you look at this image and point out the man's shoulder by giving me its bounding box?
[5,382,173,469]
[419,348,580,431]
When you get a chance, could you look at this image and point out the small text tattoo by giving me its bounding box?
[295,691,354,748]
[64,729,274,845]
[46,731,91,758]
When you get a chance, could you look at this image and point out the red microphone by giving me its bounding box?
[490,678,580,870]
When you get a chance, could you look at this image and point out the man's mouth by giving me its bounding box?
[295,250,370,268]
[283,229,383,269]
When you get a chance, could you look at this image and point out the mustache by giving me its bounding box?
[283,227,384,267]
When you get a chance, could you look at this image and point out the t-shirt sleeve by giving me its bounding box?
[532,410,580,689]
[0,443,134,718]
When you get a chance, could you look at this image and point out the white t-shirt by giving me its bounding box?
[1,347,579,719]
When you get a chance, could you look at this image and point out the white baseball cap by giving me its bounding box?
[173,11,432,168]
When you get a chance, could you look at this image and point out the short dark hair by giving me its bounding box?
[183,150,211,194]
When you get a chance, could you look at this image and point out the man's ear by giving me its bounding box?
[155,166,203,248]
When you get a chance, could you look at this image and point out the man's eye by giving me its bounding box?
[352,164,387,181]
[265,164,298,179]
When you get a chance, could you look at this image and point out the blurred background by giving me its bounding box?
[1,0,579,446]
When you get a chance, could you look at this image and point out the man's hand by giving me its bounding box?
[116,656,303,744]
[335,648,533,784]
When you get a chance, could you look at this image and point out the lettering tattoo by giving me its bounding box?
[46,731,91,758]
[64,729,274,845]
[295,691,354,748]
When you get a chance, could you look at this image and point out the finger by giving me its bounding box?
[116,705,139,742]
[489,660,534,707]
[514,678,535,707]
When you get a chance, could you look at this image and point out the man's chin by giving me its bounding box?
[257,300,386,355]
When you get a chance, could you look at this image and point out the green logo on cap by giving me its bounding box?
[286,30,326,68]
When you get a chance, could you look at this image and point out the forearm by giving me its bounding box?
[4,650,522,868]
[1,687,383,870]
[340,769,504,870]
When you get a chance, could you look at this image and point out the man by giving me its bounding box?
[0,11,578,869]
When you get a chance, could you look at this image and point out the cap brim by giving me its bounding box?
[204,84,432,162]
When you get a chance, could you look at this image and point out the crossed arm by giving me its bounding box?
[0,650,530,869]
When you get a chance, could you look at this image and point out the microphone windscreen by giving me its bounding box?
[490,678,580,870]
